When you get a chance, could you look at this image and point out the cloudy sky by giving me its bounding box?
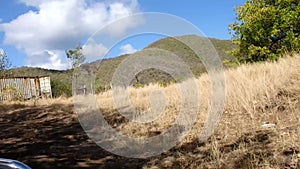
[0,0,245,70]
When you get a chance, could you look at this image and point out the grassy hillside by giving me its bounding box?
[0,54,299,168]
[94,35,236,90]
[95,54,300,168]
[1,35,236,95]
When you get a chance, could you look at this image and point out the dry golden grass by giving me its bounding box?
[95,54,300,168]
[1,54,299,168]
[95,54,299,136]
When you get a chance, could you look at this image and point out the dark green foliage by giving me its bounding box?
[131,68,175,86]
[229,0,300,63]
[50,80,72,98]
[95,84,111,93]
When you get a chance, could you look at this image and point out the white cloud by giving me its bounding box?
[82,39,108,59]
[1,0,141,69]
[18,0,49,7]
[120,44,137,55]
[25,50,69,70]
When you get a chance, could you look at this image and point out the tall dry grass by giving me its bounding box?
[94,54,299,141]
[93,54,299,168]
[3,54,299,141]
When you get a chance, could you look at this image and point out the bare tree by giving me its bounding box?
[66,45,85,69]
[0,49,11,71]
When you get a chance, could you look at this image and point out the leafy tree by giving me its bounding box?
[0,49,11,70]
[66,45,85,68]
[229,0,300,62]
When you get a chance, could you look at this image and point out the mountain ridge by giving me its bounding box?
[1,35,236,96]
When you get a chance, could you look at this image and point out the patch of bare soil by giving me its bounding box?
[0,103,147,169]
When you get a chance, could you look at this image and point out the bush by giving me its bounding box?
[95,84,111,93]
[50,80,72,98]
[229,0,300,63]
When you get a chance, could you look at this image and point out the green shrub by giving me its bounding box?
[50,80,72,98]
[229,0,300,63]
[95,84,111,93]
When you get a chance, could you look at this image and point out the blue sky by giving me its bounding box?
[0,0,246,70]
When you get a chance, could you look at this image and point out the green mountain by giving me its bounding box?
[94,35,236,89]
[1,35,236,96]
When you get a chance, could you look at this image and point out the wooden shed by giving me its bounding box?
[0,76,52,101]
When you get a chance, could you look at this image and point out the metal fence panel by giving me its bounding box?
[0,76,52,101]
